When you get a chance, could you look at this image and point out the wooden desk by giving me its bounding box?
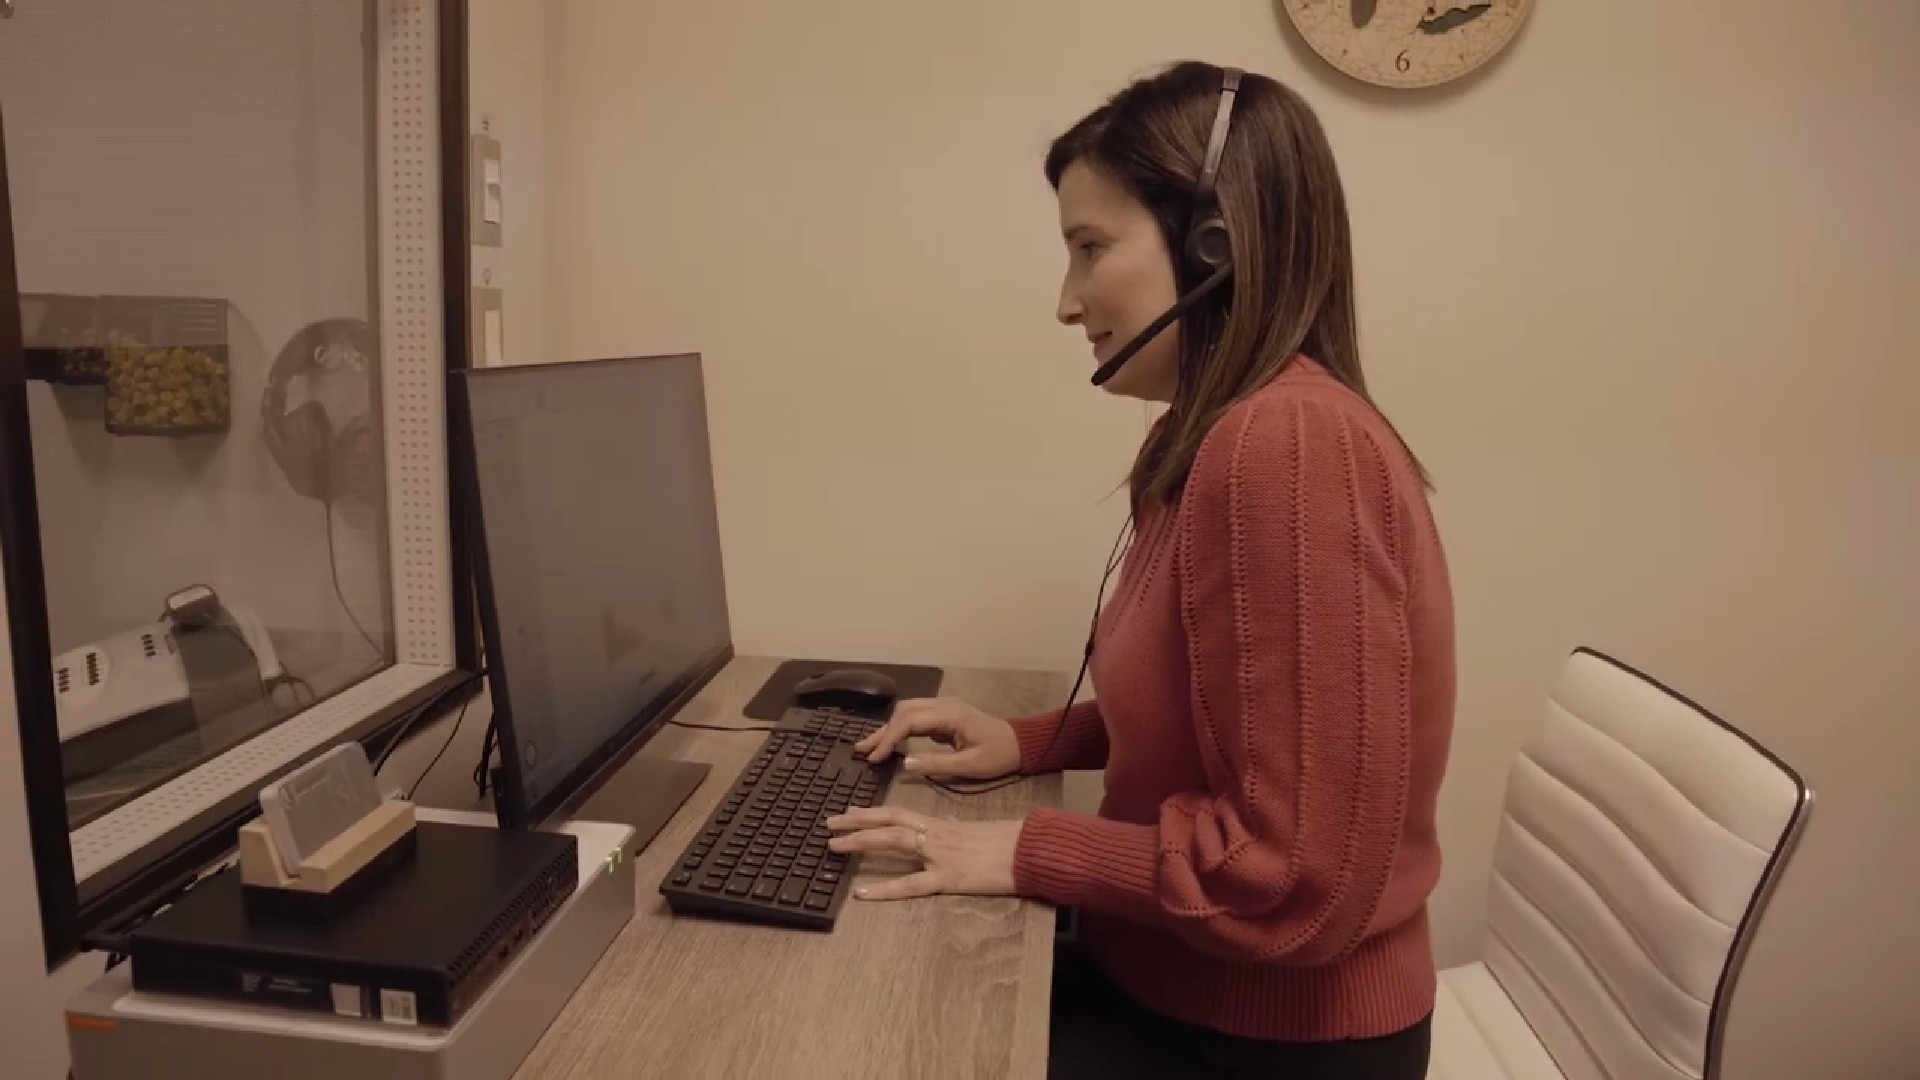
[404,655,1067,1080]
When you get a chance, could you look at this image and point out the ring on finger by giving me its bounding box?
[912,824,928,854]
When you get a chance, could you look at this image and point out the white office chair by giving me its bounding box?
[1429,648,1811,1080]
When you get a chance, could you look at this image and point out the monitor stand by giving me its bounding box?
[571,757,711,860]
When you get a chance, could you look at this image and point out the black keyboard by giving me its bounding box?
[659,708,898,929]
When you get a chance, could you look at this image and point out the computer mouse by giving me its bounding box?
[792,668,899,713]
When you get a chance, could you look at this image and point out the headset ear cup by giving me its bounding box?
[331,416,382,530]
[269,401,334,501]
[1186,214,1232,275]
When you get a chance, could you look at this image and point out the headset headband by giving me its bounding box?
[1196,68,1242,209]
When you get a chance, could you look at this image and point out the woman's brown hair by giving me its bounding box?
[1045,61,1429,508]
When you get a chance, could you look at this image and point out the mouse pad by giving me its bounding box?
[742,658,946,721]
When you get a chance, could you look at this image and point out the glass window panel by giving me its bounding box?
[0,1,394,828]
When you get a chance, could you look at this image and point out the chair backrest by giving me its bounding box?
[1484,647,1811,1080]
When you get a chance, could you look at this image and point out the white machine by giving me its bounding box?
[65,813,636,1080]
[54,589,284,779]
[54,609,283,741]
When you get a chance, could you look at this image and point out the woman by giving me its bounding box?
[826,60,1454,1079]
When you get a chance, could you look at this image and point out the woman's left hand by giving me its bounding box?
[824,806,1023,901]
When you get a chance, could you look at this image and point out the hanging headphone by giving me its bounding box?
[261,317,378,503]
[1090,66,1243,388]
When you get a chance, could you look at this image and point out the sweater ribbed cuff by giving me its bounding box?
[1012,805,1163,922]
[1010,700,1105,774]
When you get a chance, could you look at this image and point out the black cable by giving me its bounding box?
[322,492,385,662]
[472,718,498,797]
[927,773,1028,796]
[370,670,484,778]
[668,719,777,733]
[407,687,477,801]
[926,515,1133,799]
[369,697,438,778]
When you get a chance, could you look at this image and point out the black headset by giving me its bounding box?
[1183,66,1242,280]
[261,317,377,502]
[1089,66,1243,387]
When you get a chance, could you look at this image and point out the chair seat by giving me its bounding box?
[1429,961,1567,1080]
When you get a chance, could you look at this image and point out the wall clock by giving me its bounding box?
[1282,1,1534,90]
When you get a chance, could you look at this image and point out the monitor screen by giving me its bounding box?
[456,354,732,827]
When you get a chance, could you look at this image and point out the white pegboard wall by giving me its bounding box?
[70,663,449,879]
[378,0,455,669]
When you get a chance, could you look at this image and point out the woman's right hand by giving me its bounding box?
[854,697,1022,781]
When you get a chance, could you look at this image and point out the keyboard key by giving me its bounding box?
[672,871,693,886]
[725,876,753,896]
[752,878,780,901]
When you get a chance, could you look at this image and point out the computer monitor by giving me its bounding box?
[453,354,731,837]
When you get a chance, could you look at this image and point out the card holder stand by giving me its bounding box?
[237,799,419,920]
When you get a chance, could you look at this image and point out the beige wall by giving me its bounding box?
[543,1,1920,1077]
[468,0,552,369]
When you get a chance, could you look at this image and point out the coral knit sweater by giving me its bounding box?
[1010,357,1456,1043]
